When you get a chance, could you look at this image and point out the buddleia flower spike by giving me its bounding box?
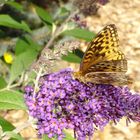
[25,69,140,140]
[24,25,139,140]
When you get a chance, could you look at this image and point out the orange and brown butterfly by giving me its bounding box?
[73,24,132,85]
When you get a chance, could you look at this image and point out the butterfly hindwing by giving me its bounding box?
[85,72,129,85]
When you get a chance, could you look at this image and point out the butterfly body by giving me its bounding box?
[73,24,131,85]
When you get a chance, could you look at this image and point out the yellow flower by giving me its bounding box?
[3,52,13,64]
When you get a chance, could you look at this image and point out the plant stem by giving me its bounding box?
[33,67,43,95]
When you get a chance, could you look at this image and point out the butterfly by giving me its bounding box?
[73,24,132,85]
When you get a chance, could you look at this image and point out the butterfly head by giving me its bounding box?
[73,71,82,79]
[72,71,86,83]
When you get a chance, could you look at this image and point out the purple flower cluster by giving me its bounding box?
[98,0,109,5]
[24,68,140,140]
[74,0,109,16]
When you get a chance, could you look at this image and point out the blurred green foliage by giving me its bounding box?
[0,0,96,139]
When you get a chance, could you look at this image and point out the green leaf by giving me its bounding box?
[0,29,5,38]
[0,90,26,110]
[0,117,22,140]
[20,21,31,33]
[62,49,84,63]
[5,131,24,140]
[15,37,30,55]
[42,134,50,140]
[55,7,69,19]
[23,35,42,52]
[6,1,23,11]
[15,35,41,55]
[9,49,38,84]
[0,117,15,131]
[62,52,81,63]
[60,7,69,16]
[62,22,77,32]
[0,15,31,33]
[26,71,37,85]
[63,131,74,140]
[0,77,7,89]
[35,6,53,25]
[63,28,96,41]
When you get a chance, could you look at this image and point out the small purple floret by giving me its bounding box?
[24,68,140,140]
[98,0,109,5]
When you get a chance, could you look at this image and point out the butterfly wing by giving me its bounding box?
[80,24,126,75]
[84,59,127,73]
[84,59,129,85]
[85,72,130,85]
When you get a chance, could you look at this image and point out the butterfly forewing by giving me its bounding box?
[80,24,126,75]
[85,59,127,73]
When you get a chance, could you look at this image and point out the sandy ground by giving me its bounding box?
[3,0,140,140]
[86,0,140,92]
[86,0,140,139]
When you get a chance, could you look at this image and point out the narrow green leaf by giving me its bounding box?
[42,134,50,140]
[0,90,26,110]
[0,117,15,131]
[63,28,96,41]
[6,1,23,11]
[5,131,24,140]
[60,7,69,16]
[0,77,7,89]
[74,49,84,59]
[9,49,38,84]
[62,52,82,63]
[0,15,31,33]
[20,21,31,33]
[15,38,30,55]
[23,35,42,52]
[15,35,41,55]
[35,6,53,25]
[55,7,69,19]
